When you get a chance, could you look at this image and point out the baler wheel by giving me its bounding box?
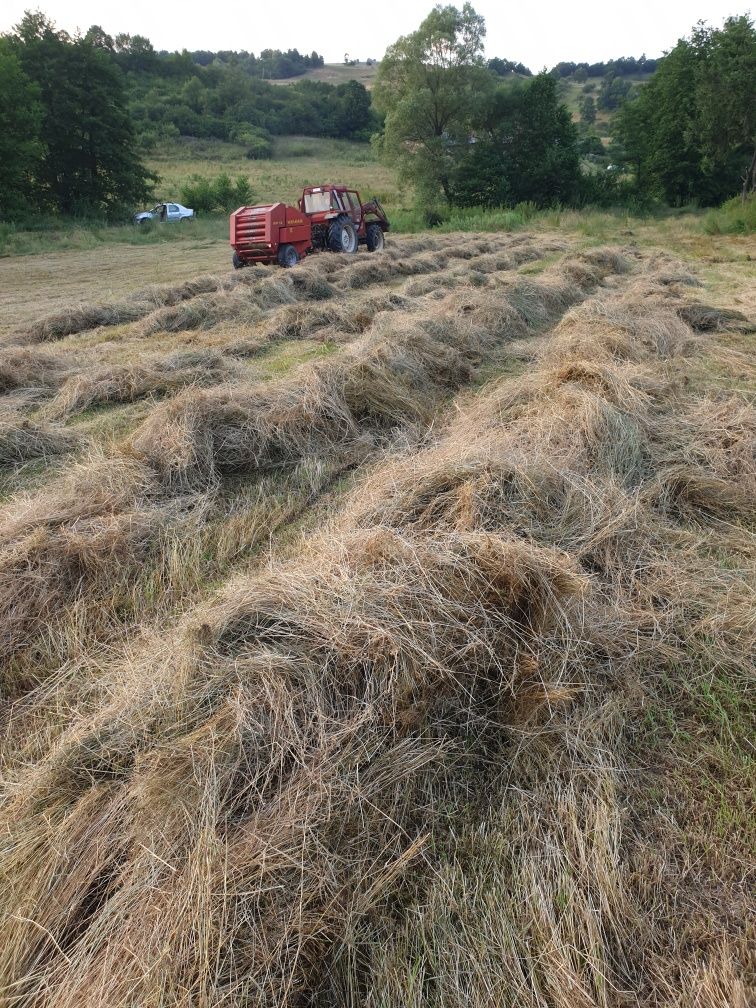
[366,223,385,252]
[232,251,245,269]
[278,244,300,268]
[328,219,358,254]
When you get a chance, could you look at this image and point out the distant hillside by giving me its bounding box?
[559,74,653,139]
[270,61,381,89]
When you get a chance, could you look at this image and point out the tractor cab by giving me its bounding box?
[299,185,362,223]
[299,184,389,253]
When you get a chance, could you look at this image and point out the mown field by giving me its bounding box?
[0,220,754,1006]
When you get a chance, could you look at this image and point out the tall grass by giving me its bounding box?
[703,192,756,234]
[0,216,228,257]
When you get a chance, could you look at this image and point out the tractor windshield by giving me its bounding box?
[303,191,333,213]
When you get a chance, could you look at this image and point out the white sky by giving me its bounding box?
[1,1,749,69]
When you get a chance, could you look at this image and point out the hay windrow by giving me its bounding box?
[8,274,231,344]
[0,413,81,467]
[43,349,232,419]
[0,345,72,394]
[127,251,622,492]
[0,526,585,1007]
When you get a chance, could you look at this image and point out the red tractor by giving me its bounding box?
[230,184,390,268]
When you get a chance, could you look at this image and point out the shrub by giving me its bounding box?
[229,124,273,160]
[180,175,216,213]
[180,173,254,213]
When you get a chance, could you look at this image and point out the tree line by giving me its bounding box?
[613,16,756,205]
[550,55,659,79]
[1,5,754,223]
[486,55,660,82]
[187,48,324,78]
[0,12,375,219]
[374,4,756,218]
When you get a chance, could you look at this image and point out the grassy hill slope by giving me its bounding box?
[270,61,381,89]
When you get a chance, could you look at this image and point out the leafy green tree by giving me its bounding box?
[449,73,581,207]
[331,80,375,140]
[612,93,652,189]
[597,73,632,110]
[693,16,756,197]
[0,38,45,217]
[373,3,491,206]
[580,94,596,125]
[10,13,155,217]
[181,173,253,212]
[613,15,755,204]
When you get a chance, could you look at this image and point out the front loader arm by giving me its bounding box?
[360,199,390,229]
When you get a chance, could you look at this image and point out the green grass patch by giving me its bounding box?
[255,337,342,378]
[703,193,756,234]
[0,215,228,257]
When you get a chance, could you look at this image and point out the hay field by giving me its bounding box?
[0,229,754,1007]
[148,136,402,210]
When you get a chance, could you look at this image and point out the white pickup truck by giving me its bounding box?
[134,202,195,225]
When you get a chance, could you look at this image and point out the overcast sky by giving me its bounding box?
[1,2,749,68]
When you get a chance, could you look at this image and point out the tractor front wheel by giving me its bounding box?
[277,243,300,268]
[328,219,358,254]
[366,223,385,252]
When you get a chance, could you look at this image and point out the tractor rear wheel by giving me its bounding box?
[277,243,300,268]
[328,218,358,254]
[366,223,385,252]
[232,251,245,269]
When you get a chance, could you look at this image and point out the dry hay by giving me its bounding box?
[0,454,170,678]
[137,271,338,337]
[0,345,72,393]
[257,290,413,346]
[44,349,232,420]
[126,321,472,491]
[11,274,230,344]
[139,287,267,335]
[137,234,539,339]
[0,245,620,681]
[0,251,752,1006]
[128,252,622,492]
[0,412,81,467]
[677,300,751,332]
[0,526,584,1007]
[6,232,541,351]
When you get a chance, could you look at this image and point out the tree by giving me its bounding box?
[331,80,374,140]
[597,73,632,110]
[84,25,114,52]
[0,38,45,217]
[580,94,596,125]
[488,56,532,77]
[10,13,155,217]
[373,4,490,206]
[693,16,756,197]
[612,95,651,188]
[612,15,755,205]
[449,73,581,207]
